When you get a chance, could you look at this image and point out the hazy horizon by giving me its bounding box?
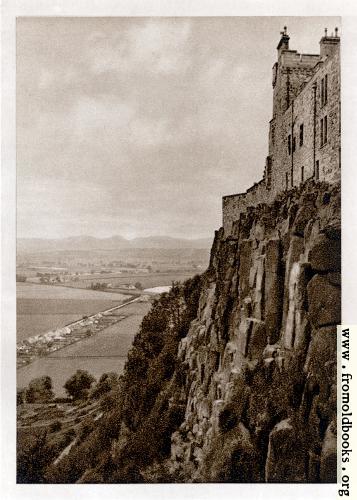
[18,233,213,241]
[17,16,340,240]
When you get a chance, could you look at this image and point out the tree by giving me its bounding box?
[25,376,54,403]
[90,372,119,399]
[17,429,49,483]
[64,370,96,400]
[135,282,143,290]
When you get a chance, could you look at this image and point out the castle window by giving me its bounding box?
[301,166,304,183]
[292,136,296,153]
[299,124,304,146]
[321,74,328,106]
[320,116,328,146]
[288,135,291,155]
[315,160,320,181]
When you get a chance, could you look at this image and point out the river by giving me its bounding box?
[17,301,151,396]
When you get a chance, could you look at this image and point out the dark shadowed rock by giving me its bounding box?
[307,275,341,327]
[264,239,283,344]
[238,240,252,298]
[320,421,337,482]
[248,321,267,359]
[265,419,306,482]
[309,233,341,272]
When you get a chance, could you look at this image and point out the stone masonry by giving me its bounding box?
[223,27,341,234]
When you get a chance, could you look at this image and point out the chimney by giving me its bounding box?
[320,27,340,58]
[277,26,290,55]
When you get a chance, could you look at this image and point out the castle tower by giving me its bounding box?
[223,28,340,234]
[320,27,340,58]
[271,27,320,120]
[268,28,321,191]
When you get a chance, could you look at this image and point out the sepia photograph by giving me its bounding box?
[14,15,342,485]
[2,4,356,498]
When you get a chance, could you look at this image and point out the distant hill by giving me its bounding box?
[17,235,213,254]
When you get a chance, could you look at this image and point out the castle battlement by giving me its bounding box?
[223,28,341,234]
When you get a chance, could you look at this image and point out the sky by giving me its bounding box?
[17,16,340,240]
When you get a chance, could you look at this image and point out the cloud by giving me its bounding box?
[89,19,192,76]
[16,17,341,239]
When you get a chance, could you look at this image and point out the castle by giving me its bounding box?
[223,28,341,234]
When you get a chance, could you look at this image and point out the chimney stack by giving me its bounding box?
[320,27,340,58]
[277,26,290,55]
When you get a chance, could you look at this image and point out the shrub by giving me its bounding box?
[91,372,119,400]
[24,376,54,403]
[219,407,238,433]
[17,429,53,483]
[64,370,96,400]
[77,417,95,443]
[49,420,62,433]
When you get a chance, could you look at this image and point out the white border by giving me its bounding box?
[2,2,357,499]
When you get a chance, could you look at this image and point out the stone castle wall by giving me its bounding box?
[273,50,340,195]
[223,179,271,235]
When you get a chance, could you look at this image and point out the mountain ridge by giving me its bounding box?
[17,235,213,253]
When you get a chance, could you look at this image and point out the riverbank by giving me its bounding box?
[16,295,145,368]
[17,300,152,395]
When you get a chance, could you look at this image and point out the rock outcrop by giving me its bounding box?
[168,180,340,482]
[39,180,340,484]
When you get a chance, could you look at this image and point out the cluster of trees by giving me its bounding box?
[17,368,120,406]
[37,273,63,284]
[20,376,54,404]
[90,282,109,291]
[17,369,121,483]
[18,275,203,483]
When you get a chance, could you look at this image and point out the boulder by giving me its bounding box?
[309,233,341,272]
[265,419,306,482]
[292,203,316,236]
[307,275,341,327]
[304,326,336,381]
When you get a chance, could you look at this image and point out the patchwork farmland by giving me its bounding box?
[17,283,128,342]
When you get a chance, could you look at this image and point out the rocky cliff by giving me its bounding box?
[168,179,340,482]
[37,180,340,484]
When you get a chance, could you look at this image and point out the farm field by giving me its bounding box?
[17,301,151,395]
[17,283,128,342]
[61,271,197,291]
[17,282,128,300]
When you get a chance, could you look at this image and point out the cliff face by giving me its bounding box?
[169,180,340,482]
[37,180,340,484]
